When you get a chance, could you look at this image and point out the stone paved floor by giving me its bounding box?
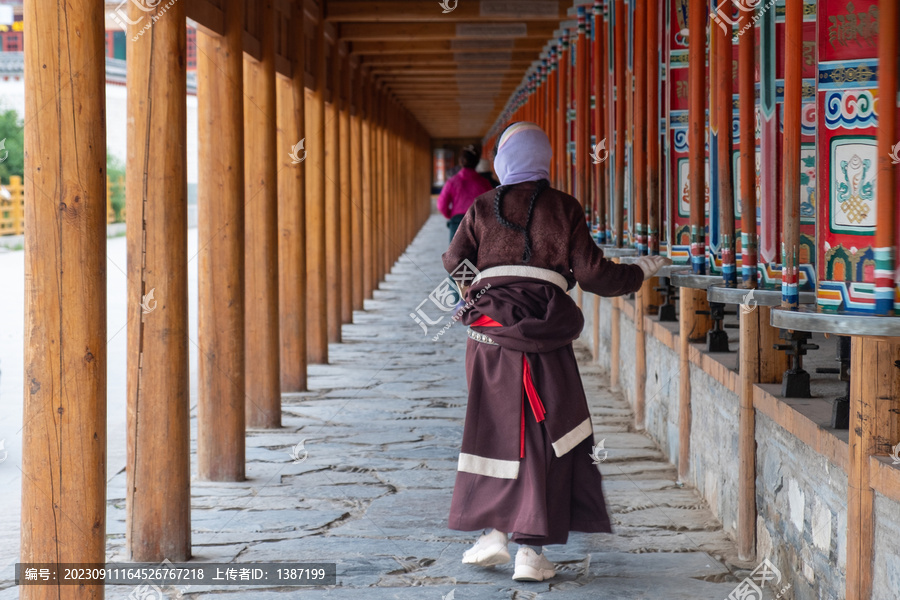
[6,215,754,599]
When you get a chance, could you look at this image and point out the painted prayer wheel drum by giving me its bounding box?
[754,1,818,291]
[666,0,709,267]
[816,0,888,314]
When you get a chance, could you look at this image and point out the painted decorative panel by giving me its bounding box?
[816,0,880,313]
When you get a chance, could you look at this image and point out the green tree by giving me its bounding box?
[107,153,126,221]
[0,107,25,184]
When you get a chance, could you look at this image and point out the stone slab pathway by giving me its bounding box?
[3,215,757,600]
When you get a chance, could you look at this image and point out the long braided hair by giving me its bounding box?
[492,178,549,264]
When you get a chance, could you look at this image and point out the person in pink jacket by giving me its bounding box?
[438,145,495,243]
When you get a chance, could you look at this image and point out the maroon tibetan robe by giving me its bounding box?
[442,182,643,546]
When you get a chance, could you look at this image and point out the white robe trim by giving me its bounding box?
[472,265,568,291]
[458,452,520,479]
[551,417,594,457]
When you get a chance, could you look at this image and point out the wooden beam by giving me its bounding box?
[197,0,246,481]
[187,0,225,36]
[327,0,567,22]
[340,21,559,41]
[244,0,281,429]
[278,2,308,392]
[351,38,547,55]
[21,0,107,591]
[360,52,538,64]
[125,0,190,562]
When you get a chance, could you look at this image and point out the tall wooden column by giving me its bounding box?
[361,75,375,299]
[339,50,353,324]
[125,0,190,561]
[21,0,107,593]
[324,29,342,344]
[716,1,736,286]
[306,6,328,364]
[244,0,281,429]
[847,338,900,599]
[197,0,246,481]
[677,0,711,483]
[738,304,760,561]
[381,99,392,275]
[688,0,705,274]
[277,3,308,392]
[350,66,365,312]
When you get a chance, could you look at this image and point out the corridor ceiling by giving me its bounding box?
[328,0,570,139]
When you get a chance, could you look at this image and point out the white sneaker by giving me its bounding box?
[461,529,511,566]
[512,547,556,582]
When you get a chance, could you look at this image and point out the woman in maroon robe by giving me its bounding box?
[442,122,669,582]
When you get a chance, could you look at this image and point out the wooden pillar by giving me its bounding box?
[716,1,736,286]
[361,75,375,299]
[613,0,625,246]
[197,0,245,481]
[737,304,759,561]
[847,338,900,599]
[350,67,364,312]
[594,0,607,242]
[306,7,328,364]
[633,0,646,254]
[610,297,621,390]
[372,90,383,286]
[277,3,308,392]
[634,281,648,428]
[646,0,659,256]
[548,47,558,185]
[739,6,757,286]
[21,0,107,592]
[575,7,588,205]
[677,287,712,482]
[125,0,190,561]
[557,32,569,191]
[244,0,281,429]
[324,28,342,343]
[781,0,801,308]
[339,49,353,324]
[687,0,705,274]
[380,95,391,276]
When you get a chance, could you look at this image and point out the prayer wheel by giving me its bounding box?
[815,0,892,314]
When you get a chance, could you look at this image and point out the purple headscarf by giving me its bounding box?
[493,122,553,186]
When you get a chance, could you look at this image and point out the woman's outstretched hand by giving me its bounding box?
[635,255,673,280]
